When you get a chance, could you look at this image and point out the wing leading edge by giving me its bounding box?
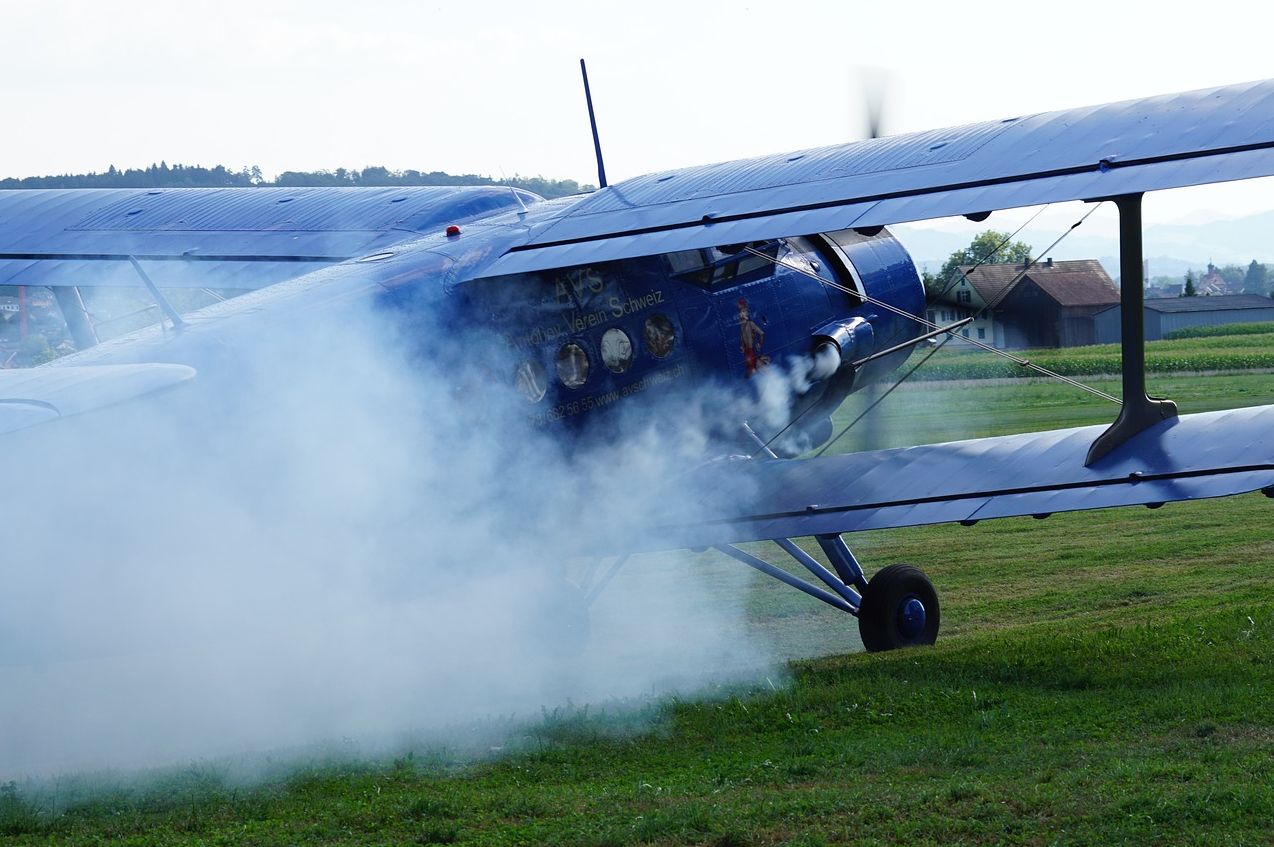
[633,405,1274,554]
[475,79,1274,278]
[0,185,535,291]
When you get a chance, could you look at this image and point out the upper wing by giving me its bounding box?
[0,185,533,291]
[474,79,1274,278]
[634,405,1274,553]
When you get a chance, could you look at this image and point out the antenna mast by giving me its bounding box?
[579,58,608,189]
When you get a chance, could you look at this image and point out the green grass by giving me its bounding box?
[915,331,1274,380]
[5,373,1274,845]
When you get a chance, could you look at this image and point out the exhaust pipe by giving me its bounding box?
[810,316,874,379]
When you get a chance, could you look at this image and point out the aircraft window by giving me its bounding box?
[515,360,548,402]
[600,327,634,373]
[644,314,676,358]
[728,250,773,278]
[666,243,779,289]
[666,250,706,275]
[555,342,590,388]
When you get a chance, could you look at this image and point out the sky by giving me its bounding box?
[4,0,1274,233]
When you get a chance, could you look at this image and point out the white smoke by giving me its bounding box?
[0,286,779,780]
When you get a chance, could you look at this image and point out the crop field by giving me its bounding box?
[825,370,1274,452]
[913,328,1274,381]
[3,351,1273,845]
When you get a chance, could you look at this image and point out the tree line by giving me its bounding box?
[0,163,592,199]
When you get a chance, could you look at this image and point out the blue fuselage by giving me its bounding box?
[46,196,925,455]
[434,228,925,451]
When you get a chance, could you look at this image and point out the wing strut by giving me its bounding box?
[51,286,99,350]
[1084,194,1178,466]
[127,257,186,332]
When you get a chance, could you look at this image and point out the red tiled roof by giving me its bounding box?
[957,259,1116,307]
[955,263,1024,305]
[1023,271,1119,306]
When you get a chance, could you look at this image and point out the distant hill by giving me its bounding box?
[0,163,593,200]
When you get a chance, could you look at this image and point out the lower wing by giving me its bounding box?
[644,404,1274,551]
[0,363,195,435]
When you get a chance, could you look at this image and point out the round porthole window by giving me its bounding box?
[555,342,590,388]
[514,360,548,402]
[600,327,634,373]
[643,313,676,358]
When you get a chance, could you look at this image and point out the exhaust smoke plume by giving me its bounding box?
[0,287,779,780]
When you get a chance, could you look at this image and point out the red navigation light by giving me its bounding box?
[445,225,461,237]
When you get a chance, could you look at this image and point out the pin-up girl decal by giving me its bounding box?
[737,297,770,376]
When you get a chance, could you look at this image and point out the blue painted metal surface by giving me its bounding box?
[774,537,861,609]
[629,404,1274,553]
[424,224,924,449]
[471,79,1274,278]
[0,185,538,288]
[815,535,868,594]
[713,544,856,614]
[898,598,926,639]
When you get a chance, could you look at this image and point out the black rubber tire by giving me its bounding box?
[858,563,940,652]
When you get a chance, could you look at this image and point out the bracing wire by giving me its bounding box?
[924,205,1049,307]
[814,334,954,458]
[742,202,1117,458]
[745,210,1051,458]
[743,207,1118,404]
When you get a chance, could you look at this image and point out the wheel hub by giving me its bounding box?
[897,596,926,638]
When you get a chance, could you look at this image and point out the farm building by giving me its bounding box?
[1094,294,1274,343]
[928,259,1120,349]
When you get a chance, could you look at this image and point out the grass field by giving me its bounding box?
[4,367,1273,845]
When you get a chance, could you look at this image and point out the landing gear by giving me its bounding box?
[712,535,940,653]
[857,564,939,652]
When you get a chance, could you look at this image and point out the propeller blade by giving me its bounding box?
[856,66,895,140]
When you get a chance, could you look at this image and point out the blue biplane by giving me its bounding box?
[1,77,1272,652]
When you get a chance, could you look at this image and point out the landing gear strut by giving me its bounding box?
[713,534,940,653]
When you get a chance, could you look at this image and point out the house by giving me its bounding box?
[929,259,1120,349]
[923,265,1004,347]
[1197,263,1232,296]
[1094,294,1274,343]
